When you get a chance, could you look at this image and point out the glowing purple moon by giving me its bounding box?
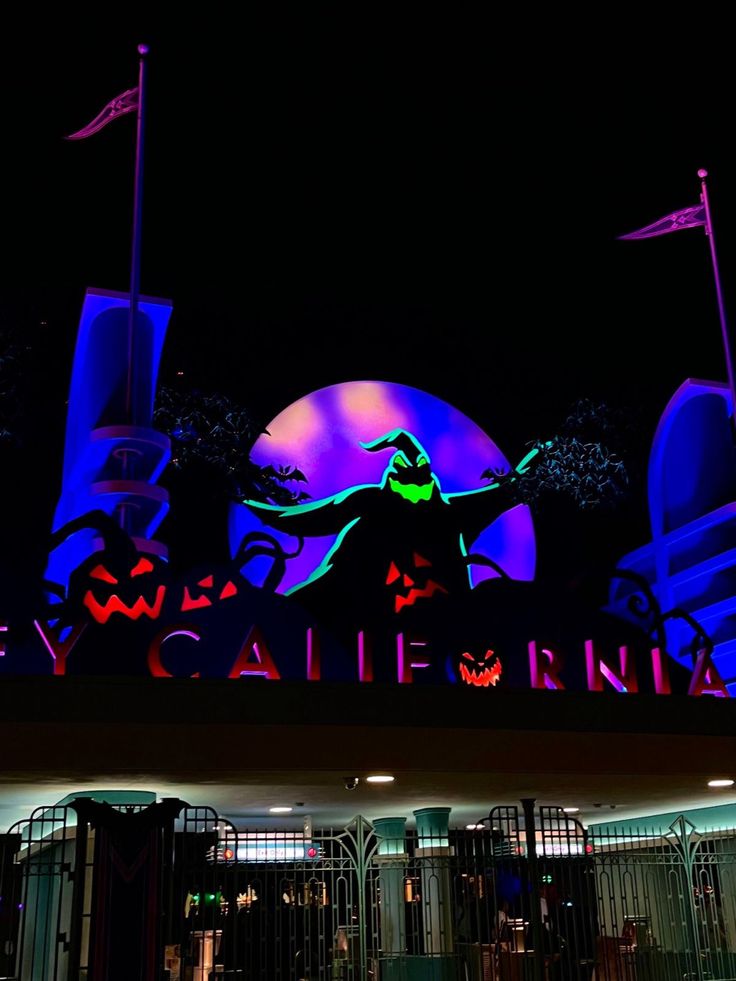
[229,380,535,592]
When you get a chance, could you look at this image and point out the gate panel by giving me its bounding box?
[0,806,79,981]
[5,802,736,981]
[173,809,371,980]
[589,819,736,981]
[690,826,736,980]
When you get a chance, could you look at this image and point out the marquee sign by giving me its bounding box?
[0,290,730,696]
[26,614,729,696]
[4,377,729,696]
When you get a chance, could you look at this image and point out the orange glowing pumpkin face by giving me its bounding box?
[82,555,166,624]
[459,650,502,687]
[385,552,448,613]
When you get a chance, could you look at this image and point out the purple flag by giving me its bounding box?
[66,87,139,140]
[618,203,706,240]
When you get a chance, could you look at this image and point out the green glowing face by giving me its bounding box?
[388,477,435,502]
[387,452,436,503]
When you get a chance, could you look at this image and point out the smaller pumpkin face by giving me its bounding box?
[385,552,448,614]
[180,572,240,612]
[79,554,167,624]
[459,649,502,687]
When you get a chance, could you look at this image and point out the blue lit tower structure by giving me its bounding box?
[45,288,173,591]
[609,378,736,694]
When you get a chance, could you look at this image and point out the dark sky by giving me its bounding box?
[4,14,736,600]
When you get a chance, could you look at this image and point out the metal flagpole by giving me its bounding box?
[126,43,149,422]
[698,168,736,425]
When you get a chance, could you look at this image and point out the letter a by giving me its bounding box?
[688,648,730,697]
[228,625,281,679]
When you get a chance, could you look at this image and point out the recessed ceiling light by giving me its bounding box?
[366,774,395,784]
[269,806,293,814]
[708,779,734,788]
[563,807,580,814]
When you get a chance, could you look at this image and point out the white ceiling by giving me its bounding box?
[1,767,734,833]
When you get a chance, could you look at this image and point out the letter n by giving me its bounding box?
[585,640,638,693]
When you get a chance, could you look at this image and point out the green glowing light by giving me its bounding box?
[388,477,434,503]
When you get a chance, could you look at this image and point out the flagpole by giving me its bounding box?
[699,168,736,425]
[126,43,149,422]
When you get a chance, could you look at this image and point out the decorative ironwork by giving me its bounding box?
[3,799,736,980]
[610,566,715,664]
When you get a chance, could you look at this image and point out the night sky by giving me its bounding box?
[4,15,736,620]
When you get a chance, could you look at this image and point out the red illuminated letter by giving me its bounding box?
[358,630,374,682]
[228,625,281,680]
[585,640,638,693]
[397,633,430,684]
[688,648,731,697]
[528,641,566,690]
[33,620,86,676]
[650,648,671,694]
[306,627,321,681]
[148,626,201,678]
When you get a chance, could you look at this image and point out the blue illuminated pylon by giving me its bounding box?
[609,379,736,694]
[45,288,173,591]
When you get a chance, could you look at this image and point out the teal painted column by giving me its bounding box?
[414,807,454,956]
[373,817,408,956]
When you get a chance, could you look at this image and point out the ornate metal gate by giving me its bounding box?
[0,797,182,981]
[590,816,736,981]
[3,798,736,980]
[171,807,375,980]
[0,804,79,981]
